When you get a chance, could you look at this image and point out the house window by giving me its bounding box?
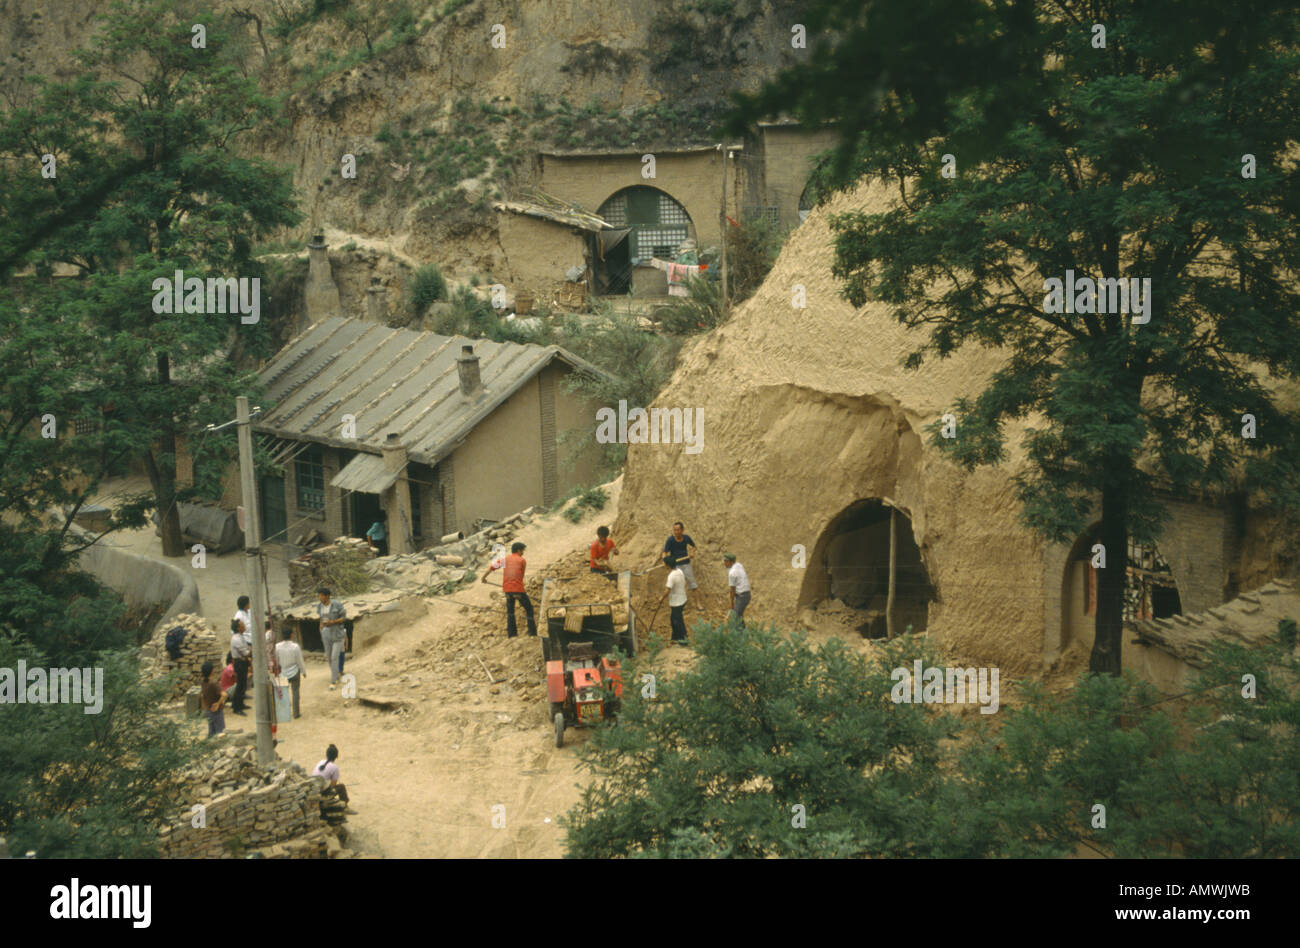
[742,205,780,226]
[295,444,325,511]
[73,417,97,435]
[636,227,689,259]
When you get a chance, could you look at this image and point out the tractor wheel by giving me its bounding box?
[554,712,565,748]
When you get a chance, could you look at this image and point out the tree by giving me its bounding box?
[733,0,1300,673]
[562,624,962,858]
[563,621,1300,858]
[0,542,197,857]
[0,0,300,556]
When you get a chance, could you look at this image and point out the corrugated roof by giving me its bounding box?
[331,452,400,493]
[255,317,611,466]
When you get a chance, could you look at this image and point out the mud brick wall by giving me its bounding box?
[139,613,223,700]
[158,738,338,859]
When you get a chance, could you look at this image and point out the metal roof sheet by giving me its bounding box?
[331,452,400,493]
[255,317,610,466]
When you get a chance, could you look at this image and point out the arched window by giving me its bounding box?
[598,186,693,261]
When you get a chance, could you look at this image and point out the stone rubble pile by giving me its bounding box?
[139,613,224,701]
[361,505,541,596]
[158,733,352,859]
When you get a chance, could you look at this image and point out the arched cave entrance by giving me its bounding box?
[802,499,933,638]
[595,185,694,295]
[1061,527,1183,650]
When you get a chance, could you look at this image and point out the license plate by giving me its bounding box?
[578,702,602,723]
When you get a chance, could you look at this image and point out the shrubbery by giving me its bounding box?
[563,622,1300,858]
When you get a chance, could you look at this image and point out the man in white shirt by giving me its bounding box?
[665,556,689,645]
[229,596,254,715]
[723,554,751,628]
[233,595,253,643]
[275,628,307,719]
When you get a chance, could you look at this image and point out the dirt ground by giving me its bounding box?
[86,474,293,630]
[191,479,634,858]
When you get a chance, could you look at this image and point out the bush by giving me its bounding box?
[563,626,957,858]
[407,264,448,314]
[0,530,198,857]
[561,621,1300,858]
[653,274,724,335]
[727,214,784,303]
[558,485,608,523]
[556,308,682,472]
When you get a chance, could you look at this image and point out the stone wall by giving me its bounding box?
[140,613,223,701]
[158,735,348,859]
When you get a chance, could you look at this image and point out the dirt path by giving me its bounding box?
[206,480,627,858]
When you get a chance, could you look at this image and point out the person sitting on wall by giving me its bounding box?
[313,743,356,814]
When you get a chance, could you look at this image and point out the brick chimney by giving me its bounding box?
[304,234,341,321]
[365,278,387,323]
[457,344,481,397]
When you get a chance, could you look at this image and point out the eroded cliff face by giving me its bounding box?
[1,0,804,295]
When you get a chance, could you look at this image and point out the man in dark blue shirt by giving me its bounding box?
[662,521,702,612]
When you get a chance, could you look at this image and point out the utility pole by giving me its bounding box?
[235,397,275,765]
[718,144,730,317]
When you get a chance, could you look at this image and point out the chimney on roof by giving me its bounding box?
[457,344,481,397]
[382,431,406,473]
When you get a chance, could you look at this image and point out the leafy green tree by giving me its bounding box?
[0,555,197,857]
[733,0,1300,673]
[1160,636,1300,857]
[563,622,1300,858]
[0,641,196,858]
[0,0,300,556]
[563,624,963,858]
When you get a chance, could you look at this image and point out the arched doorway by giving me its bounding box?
[801,499,933,638]
[1061,527,1183,650]
[595,186,694,294]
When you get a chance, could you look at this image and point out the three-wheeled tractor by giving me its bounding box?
[542,601,631,747]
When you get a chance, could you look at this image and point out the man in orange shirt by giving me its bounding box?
[482,541,537,637]
[589,525,618,579]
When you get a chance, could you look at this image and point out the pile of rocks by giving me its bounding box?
[361,505,541,596]
[139,613,223,701]
[158,733,351,859]
[543,554,630,629]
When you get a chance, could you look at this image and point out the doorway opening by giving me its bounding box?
[802,499,933,638]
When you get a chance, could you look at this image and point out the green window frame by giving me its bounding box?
[295,444,325,511]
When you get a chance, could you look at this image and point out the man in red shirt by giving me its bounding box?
[482,541,537,637]
[589,525,618,579]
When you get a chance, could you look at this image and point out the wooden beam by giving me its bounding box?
[887,506,897,638]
